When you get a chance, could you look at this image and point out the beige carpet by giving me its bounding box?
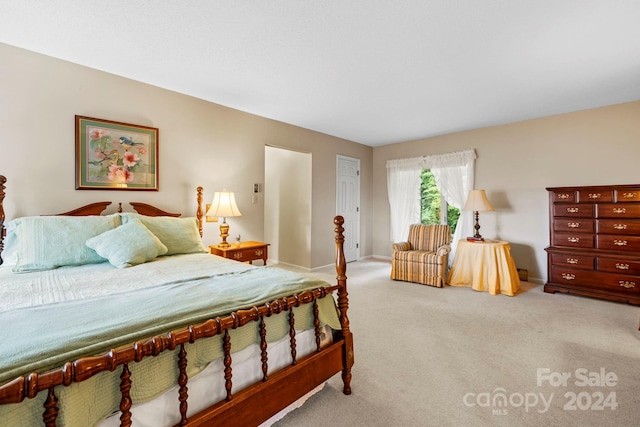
[273,259,640,427]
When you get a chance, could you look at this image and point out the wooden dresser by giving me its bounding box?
[545,184,640,305]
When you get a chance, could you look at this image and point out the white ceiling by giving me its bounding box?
[1,1,640,147]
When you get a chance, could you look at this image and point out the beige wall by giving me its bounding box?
[0,43,373,269]
[373,101,640,282]
[4,42,639,278]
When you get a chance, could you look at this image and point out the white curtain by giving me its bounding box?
[386,157,423,242]
[386,149,476,262]
[427,150,477,264]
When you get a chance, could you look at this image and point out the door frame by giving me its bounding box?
[336,154,360,262]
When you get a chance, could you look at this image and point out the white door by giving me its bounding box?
[336,155,360,262]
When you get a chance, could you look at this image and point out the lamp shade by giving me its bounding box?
[206,191,242,218]
[462,190,494,212]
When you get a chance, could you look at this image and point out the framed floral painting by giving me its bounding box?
[75,116,159,190]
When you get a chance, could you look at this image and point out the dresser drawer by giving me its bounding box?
[551,190,576,203]
[597,258,640,275]
[596,219,640,235]
[550,266,640,295]
[578,189,613,203]
[553,218,594,233]
[596,203,640,218]
[596,235,640,252]
[615,188,640,202]
[550,253,594,270]
[553,204,594,218]
[553,233,594,249]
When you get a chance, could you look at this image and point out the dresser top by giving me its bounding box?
[546,184,640,191]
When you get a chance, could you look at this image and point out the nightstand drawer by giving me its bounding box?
[209,241,270,264]
[231,248,267,261]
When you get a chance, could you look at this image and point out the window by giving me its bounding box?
[421,169,460,234]
[386,149,475,247]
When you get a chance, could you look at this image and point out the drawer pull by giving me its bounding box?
[562,273,576,280]
[567,237,580,243]
[615,263,630,270]
[567,222,580,228]
[619,281,636,289]
[566,207,579,213]
[255,250,264,256]
[613,239,628,246]
[622,192,637,199]
[588,193,601,199]
[612,208,626,214]
[233,253,244,259]
[613,223,627,230]
[566,258,579,264]
[557,193,571,200]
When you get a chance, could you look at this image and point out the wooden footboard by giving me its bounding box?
[0,175,354,427]
[0,287,350,426]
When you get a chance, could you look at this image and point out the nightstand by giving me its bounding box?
[209,241,270,265]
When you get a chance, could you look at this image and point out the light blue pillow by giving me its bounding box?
[120,213,206,256]
[86,220,168,268]
[12,214,121,273]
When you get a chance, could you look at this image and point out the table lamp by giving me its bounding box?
[206,190,242,248]
[462,189,494,241]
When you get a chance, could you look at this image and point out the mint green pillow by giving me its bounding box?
[120,213,206,256]
[12,214,121,272]
[86,220,168,268]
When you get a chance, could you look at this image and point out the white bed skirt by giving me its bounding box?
[100,327,330,427]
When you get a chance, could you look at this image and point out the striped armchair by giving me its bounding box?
[391,224,452,287]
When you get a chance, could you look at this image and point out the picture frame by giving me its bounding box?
[75,115,159,190]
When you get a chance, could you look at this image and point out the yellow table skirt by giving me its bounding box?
[448,240,521,296]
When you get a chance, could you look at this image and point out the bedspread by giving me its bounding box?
[0,253,340,383]
[0,253,341,426]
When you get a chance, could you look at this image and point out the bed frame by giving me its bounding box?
[0,175,354,427]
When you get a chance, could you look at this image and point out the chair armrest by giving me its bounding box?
[436,244,451,257]
[392,242,411,252]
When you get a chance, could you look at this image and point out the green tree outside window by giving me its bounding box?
[421,170,459,234]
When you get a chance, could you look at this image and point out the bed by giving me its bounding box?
[0,175,354,427]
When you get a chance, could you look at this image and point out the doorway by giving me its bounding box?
[264,146,312,268]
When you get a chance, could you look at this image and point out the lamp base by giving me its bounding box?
[218,220,230,248]
[472,210,483,240]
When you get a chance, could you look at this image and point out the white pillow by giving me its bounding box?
[120,213,206,256]
[12,214,121,273]
[86,220,168,268]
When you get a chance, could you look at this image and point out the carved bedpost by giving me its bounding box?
[334,215,353,395]
[0,175,6,266]
[197,186,204,238]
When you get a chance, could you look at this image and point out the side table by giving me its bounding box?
[209,241,270,265]
[448,240,521,296]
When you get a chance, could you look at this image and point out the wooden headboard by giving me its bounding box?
[0,176,205,264]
